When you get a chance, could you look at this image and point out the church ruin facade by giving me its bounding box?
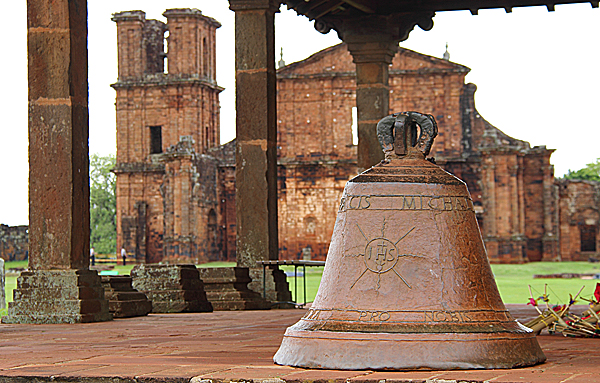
[5,8,593,265]
[109,9,598,265]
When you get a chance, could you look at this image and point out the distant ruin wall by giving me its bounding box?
[0,225,29,261]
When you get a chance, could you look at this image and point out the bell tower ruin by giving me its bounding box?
[112,9,222,263]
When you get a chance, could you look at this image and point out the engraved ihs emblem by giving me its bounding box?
[349,222,421,290]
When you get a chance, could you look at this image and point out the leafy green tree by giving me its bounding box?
[563,159,600,182]
[90,153,116,254]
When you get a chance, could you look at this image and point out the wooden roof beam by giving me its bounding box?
[344,0,376,13]
[311,0,346,19]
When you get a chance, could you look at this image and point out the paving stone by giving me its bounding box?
[0,307,598,383]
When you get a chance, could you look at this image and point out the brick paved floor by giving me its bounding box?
[0,305,598,383]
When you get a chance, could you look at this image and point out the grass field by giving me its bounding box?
[2,260,599,318]
[280,262,600,306]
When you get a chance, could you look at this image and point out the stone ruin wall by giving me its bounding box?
[0,225,29,261]
[275,43,569,263]
[558,180,600,261]
[4,12,598,265]
[101,9,600,264]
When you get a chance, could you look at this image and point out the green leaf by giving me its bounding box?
[89,153,116,254]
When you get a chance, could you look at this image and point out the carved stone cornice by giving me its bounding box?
[313,12,434,64]
[316,12,435,59]
[163,8,222,28]
[229,0,281,12]
[111,11,145,23]
[346,39,398,64]
[113,162,165,174]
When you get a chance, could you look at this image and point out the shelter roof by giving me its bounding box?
[283,0,597,20]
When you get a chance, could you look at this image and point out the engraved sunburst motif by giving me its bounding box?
[350,223,420,290]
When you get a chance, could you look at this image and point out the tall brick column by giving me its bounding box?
[541,153,559,261]
[346,38,397,171]
[228,0,291,303]
[335,13,434,170]
[2,0,111,324]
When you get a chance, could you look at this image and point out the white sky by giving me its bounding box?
[0,2,598,226]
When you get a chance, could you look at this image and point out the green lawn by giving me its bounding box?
[3,261,599,318]
[283,262,600,305]
[280,265,324,305]
[492,262,600,304]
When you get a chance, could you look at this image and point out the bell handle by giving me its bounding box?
[376,112,438,158]
[408,111,438,157]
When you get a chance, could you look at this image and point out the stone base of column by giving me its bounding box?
[1,269,112,324]
[484,236,527,264]
[131,264,213,313]
[198,267,271,310]
[100,275,152,318]
[248,267,293,308]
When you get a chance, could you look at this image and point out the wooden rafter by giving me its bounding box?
[344,0,376,13]
[310,0,346,19]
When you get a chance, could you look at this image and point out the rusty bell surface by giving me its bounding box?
[273,112,546,370]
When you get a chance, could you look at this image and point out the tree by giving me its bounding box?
[563,159,600,182]
[90,153,116,254]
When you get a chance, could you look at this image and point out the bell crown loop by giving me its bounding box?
[376,112,438,159]
[355,111,453,184]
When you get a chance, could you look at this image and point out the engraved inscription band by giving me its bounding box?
[339,195,474,213]
[302,308,512,324]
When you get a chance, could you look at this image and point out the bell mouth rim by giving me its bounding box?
[282,326,537,341]
[274,327,546,370]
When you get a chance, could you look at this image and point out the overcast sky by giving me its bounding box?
[0,2,598,226]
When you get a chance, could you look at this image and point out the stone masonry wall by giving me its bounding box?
[558,180,600,261]
[0,225,29,262]
[275,43,561,263]
[109,18,586,265]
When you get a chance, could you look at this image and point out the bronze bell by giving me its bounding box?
[274,112,546,370]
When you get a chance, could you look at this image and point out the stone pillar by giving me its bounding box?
[542,157,559,261]
[228,0,291,303]
[481,154,498,260]
[346,39,397,171]
[112,11,146,80]
[2,0,111,324]
[333,13,433,171]
[0,258,5,310]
